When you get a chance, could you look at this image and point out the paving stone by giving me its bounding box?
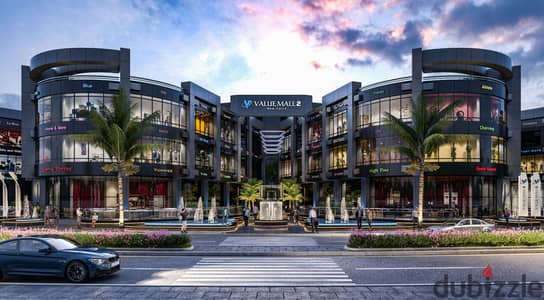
[256,291,284,299]
[283,292,312,299]
[202,291,231,299]
[245,287,270,292]
[309,291,338,299]
[229,292,258,298]
[295,287,321,292]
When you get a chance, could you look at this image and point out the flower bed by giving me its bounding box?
[348,229,544,248]
[0,228,191,248]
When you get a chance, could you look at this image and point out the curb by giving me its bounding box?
[113,245,544,257]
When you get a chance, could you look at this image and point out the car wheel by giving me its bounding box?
[65,261,88,283]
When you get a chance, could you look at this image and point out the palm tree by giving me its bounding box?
[239,178,263,210]
[76,90,159,227]
[383,95,459,226]
[280,178,303,209]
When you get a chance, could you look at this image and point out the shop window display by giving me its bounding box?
[329,144,347,169]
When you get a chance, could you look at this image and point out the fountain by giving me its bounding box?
[260,201,283,221]
[194,196,204,224]
[340,196,349,223]
[325,196,335,224]
[207,196,217,223]
[23,196,30,219]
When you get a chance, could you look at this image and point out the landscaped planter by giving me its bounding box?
[0,228,191,248]
[348,229,544,248]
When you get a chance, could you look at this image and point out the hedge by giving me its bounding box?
[348,229,544,248]
[0,229,191,248]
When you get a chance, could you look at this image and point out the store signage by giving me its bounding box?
[481,84,493,91]
[42,166,72,173]
[475,166,496,172]
[231,95,312,116]
[223,175,232,179]
[153,168,173,173]
[158,129,168,134]
[82,83,93,89]
[331,101,348,111]
[308,113,321,122]
[199,171,208,176]
[373,89,385,95]
[521,148,544,154]
[479,125,495,132]
[369,167,390,175]
[45,125,67,132]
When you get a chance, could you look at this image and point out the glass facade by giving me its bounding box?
[307,122,322,144]
[195,110,215,137]
[280,159,291,177]
[521,155,544,173]
[308,155,321,173]
[329,144,347,170]
[426,135,481,163]
[37,96,52,124]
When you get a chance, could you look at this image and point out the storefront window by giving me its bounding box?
[129,179,171,209]
[282,132,291,153]
[490,96,506,123]
[37,97,52,124]
[195,110,215,137]
[329,144,347,170]
[308,155,321,173]
[280,160,291,177]
[39,136,51,162]
[141,96,153,120]
[426,134,480,163]
[491,136,506,164]
[307,123,322,144]
[196,146,214,169]
[327,110,347,138]
[221,155,234,173]
[221,119,235,144]
[521,155,544,173]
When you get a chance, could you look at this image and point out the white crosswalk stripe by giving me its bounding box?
[175,257,354,286]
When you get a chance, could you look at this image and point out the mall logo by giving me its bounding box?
[242,99,253,109]
[433,265,544,298]
[241,99,302,110]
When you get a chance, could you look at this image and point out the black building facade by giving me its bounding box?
[20,47,521,219]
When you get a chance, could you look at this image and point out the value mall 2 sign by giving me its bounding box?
[230,95,313,116]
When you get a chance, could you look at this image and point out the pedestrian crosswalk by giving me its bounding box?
[175,257,354,286]
[219,236,317,247]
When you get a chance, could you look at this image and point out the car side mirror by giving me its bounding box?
[39,247,52,254]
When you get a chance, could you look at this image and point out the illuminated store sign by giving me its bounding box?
[153,168,173,173]
[479,125,495,132]
[45,125,67,132]
[475,166,496,172]
[231,95,312,116]
[369,167,390,175]
[481,84,493,91]
[42,166,73,173]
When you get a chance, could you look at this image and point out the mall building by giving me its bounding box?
[20,47,521,219]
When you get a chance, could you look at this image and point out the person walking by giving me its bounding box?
[243,207,250,228]
[294,207,300,224]
[309,207,318,233]
[76,207,82,229]
[365,208,373,230]
[44,205,51,226]
[412,208,418,231]
[253,204,259,221]
[179,207,188,233]
[504,207,511,227]
[91,212,98,228]
[355,205,363,230]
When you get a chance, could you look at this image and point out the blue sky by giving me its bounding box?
[0,0,543,109]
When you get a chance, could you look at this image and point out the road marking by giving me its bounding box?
[356,266,484,271]
[122,267,178,271]
[219,236,318,247]
[175,257,353,286]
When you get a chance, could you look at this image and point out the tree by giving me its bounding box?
[383,95,459,226]
[280,178,303,209]
[239,178,263,210]
[76,90,159,227]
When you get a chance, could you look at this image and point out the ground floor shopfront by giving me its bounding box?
[29,174,515,220]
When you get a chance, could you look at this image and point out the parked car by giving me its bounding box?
[0,236,120,282]
[428,218,495,232]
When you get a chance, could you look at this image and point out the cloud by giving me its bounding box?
[0,94,20,110]
[346,57,373,67]
[310,60,323,70]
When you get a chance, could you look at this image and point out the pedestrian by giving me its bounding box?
[294,207,300,224]
[504,207,511,227]
[223,207,229,225]
[51,207,58,227]
[355,205,363,230]
[412,208,418,231]
[91,212,98,228]
[44,205,50,226]
[243,207,250,227]
[179,207,188,233]
[309,207,318,233]
[76,207,82,229]
[253,204,259,221]
[366,208,373,230]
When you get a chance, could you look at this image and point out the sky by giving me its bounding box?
[0,0,543,110]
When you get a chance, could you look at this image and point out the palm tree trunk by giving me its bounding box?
[418,172,425,226]
[118,172,124,227]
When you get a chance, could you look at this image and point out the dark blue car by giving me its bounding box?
[0,236,120,282]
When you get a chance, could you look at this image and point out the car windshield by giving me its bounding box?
[441,220,458,226]
[45,238,78,250]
